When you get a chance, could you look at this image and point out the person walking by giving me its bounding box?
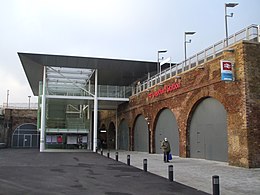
[161,137,171,162]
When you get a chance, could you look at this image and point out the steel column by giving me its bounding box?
[40,66,46,152]
[93,69,98,151]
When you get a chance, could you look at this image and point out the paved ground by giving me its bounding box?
[0,149,208,195]
[102,150,260,195]
[1,149,260,195]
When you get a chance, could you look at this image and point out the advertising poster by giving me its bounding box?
[67,136,77,144]
[221,60,233,81]
[46,135,52,143]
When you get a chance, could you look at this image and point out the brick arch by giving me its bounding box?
[11,123,38,148]
[12,123,37,136]
[153,107,169,126]
[185,88,230,117]
[176,90,229,157]
[152,107,179,155]
[98,123,107,149]
[107,122,116,149]
[184,92,229,139]
[132,113,149,152]
[130,113,143,151]
[99,123,107,130]
[185,95,228,161]
[118,118,130,150]
[185,95,211,157]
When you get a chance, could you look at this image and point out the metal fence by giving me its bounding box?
[134,24,260,94]
[97,85,132,98]
[2,103,38,109]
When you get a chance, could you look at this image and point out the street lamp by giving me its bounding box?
[28,95,31,109]
[184,31,196,65]
[6,90,9,108]
[157,49,167,73]
[225,3,239,46]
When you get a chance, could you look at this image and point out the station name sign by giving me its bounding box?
[148,82,181,99]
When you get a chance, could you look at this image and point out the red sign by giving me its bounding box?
[222,61,232,71]
[57,136,63,143]
[148,82,181,99]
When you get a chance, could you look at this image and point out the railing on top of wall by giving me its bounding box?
[1,103,38,109]
[134,24,260,95]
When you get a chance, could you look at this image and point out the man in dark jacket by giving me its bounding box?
[161,137,171,162]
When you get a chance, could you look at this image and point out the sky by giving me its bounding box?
[0,0,259,105]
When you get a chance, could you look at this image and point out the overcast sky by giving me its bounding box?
[0,0,259,105]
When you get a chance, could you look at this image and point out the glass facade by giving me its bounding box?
[38,66,131,149]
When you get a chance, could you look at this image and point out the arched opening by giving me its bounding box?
[98,123,107,149]
[134,115,149,152]
[154,108,179,156]
[188,97,228,162]
[11,123,39,148]
[107,122,116,150]
[118,119,129,150]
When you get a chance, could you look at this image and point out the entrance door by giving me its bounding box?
[190,98,228,162]
[192,125,206,159]
[118,120,129,150]
[134,115,149,152]
[155,108,179,155]
[24,135,32,147]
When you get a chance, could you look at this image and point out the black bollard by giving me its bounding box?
[115,152,119,161]
[95,147,98,153]
[212,175,220,195]
[127,155,130,166]
[143,159,148,172]
[101,148,103,155]
[168,165,173,182]
[107,152,110,158]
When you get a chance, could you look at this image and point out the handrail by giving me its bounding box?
[2,103,38,109]
[134,24,259,95]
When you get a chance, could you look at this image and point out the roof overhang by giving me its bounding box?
[18,52,157,96]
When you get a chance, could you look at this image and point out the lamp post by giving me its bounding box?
[184,31,196,66]
[157,49,167,73]
[6,90,9,108]
[28,95,31,109]
[225,3,238,46]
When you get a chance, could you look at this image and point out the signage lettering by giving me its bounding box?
[148,82,181,99]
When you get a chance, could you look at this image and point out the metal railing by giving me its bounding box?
[46,84,133,99]
[97,85,132,98]
[2,103,38,109]
[134,24,260,94]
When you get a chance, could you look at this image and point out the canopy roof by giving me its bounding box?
[18,52,157,96]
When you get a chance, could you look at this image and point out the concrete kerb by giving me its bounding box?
[97,150,260,195]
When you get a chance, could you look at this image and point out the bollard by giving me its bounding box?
[107,152,110,158]
[101,148,103,156]
[127,155,130,166]
[168,165,173,182]
[95,147,98,153]
[212,175,220,195]
[143,159,148,172]
[115,152,119,161]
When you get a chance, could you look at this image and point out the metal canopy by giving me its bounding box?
[18,52,157,96]
[46,66,94,96]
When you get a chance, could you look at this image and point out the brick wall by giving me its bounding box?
[3,109,37,147]
[243,42,260,168]
[100,41,260,168]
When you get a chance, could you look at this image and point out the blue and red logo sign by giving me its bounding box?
[221,60,233,81]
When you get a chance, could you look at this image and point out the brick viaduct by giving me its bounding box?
[0,109,37,147]
[100,41,260,168]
